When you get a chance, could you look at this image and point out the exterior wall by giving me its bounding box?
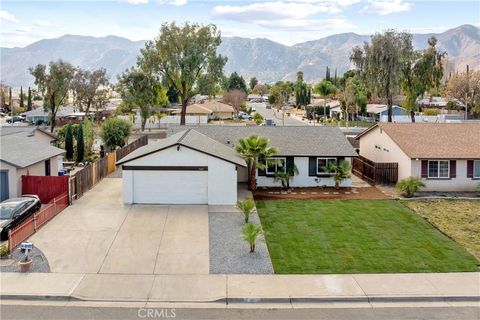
[160,115,208,124]
[211,112,234,120]
[411,159,479,192]
[0,162,17,199]
[34,131,56,144]
[237,166,249,182]
[256,157,352,188]
[358,126,412,180]
[207,156,237,205]
[122,170,134,204]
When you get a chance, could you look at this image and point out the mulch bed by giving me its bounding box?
[253,186,390,200]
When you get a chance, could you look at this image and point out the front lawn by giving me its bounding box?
[404,200,480,261]
[256,200,479,274]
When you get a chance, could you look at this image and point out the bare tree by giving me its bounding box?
[222,89,247,115]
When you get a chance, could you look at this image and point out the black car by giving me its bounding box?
[0,195,41,241]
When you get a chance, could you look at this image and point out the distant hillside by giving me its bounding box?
[1,25,479,86]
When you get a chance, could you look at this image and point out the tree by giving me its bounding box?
[139,22,226,125]
[72,68,109,116]
[253,112,264,125]
[325,66,331,81]
[19,87,24,111]
[30,60,76,132]
[196,73,218,97]
[249,77,258,91]
[351,30,411,122]
[325,160,351,189]
[228,72,247,93]
[274,164,299,189]
[27,87,32,111]
[82,120,95,157]
[252,83,268,97]
[116,67,168,131]
[65,123,74,161]
[445,70,480,116]
[76,123,85,163]
[401,37,446,122]
[236,199,256,223]
[101,117,131,150]
[242,223,263,253]
[294,71,310,108]
[343,77,367,126]
[222,89,247,116]
[235,135,278,190]
[314,80,337,118]
[396,176,425,198]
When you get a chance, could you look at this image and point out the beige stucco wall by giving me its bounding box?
[358,126,412,180]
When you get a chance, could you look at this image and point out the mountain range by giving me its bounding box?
[1,24,479,86]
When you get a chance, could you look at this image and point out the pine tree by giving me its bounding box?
[334,68,337,85]
[27,87,32,111]
[76,123,85,163]
[65,123,74,160]
[8,87,12,110]
[19,87,24,110]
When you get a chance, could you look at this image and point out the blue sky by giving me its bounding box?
[1,0,479,47]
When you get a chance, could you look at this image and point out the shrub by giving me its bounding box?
[242,223,263,253]
[65,123,74,160]
[423,108,440,116]
[76,123,84,163]
[100,117,132,150]
[0,244,8,257]
[396,176,426,198]
[253,113,264,125]
[236,199,256,223]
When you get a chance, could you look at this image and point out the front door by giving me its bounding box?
[0,170,9,201]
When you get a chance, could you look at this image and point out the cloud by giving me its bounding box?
[0,10,20,23]
[126,0,149,4]
[360,0,411,15]
[157,0,187,5]
[34,20,51,27]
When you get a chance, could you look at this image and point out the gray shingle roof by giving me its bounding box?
[116,129,246,167]
[1,135,64,168]
[167,126,358,157]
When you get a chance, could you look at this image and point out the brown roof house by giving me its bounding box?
[355,123,480,191]
[201,100,235,119]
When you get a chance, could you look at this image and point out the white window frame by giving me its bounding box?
[316,157,337,175]
[427,160,450,179]
[474,160,480,179]
[266,157,286,175]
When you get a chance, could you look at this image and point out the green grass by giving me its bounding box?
[256,200,479,274]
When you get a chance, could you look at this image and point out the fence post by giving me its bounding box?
[33,211,38,232]
[8,229,12,253]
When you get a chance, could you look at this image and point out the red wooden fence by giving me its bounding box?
[8,192,69,253]
[22,175,69,204]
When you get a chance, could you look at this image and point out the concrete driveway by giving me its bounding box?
[29,178,209,274]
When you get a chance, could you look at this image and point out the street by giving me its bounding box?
[249,102,307,126]
[1,304,478,320]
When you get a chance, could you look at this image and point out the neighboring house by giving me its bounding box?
[417,96,448,108]
[0,126,58,146]
[355,123,480,191]
[168,126,358,189]
[201,100,235,119]
[22,104,87,124]
[0,133,65,201]
[170,104,211,124]
[366,104,407,121]
[116,129,246,205]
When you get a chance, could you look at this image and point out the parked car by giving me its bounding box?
[6,115,25,124]
[0,195,41,241]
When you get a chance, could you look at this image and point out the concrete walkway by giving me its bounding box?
[1,272,479,304]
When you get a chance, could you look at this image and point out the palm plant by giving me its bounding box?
[273,164,299,189]
[242,223,263,253]
[236,135,278,190]
[236,199,256,223]
[326,160,351,189]
[396,176,426,198]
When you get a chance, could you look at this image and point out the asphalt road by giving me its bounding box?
[249,102,306,126]
[1,305,479,320]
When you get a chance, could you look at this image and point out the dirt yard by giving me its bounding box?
[253,186,389,200]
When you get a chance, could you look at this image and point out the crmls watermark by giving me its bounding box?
[138,308,176,318]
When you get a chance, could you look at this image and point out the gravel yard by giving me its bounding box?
[209,211,273,274]
[0,246,50,273]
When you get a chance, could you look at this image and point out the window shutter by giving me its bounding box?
[421,160,428,178]
[258,159,266,176]
[309,157,317,176]
[450,160,456,178]
[467,160,474,178]
[286,157,295,172]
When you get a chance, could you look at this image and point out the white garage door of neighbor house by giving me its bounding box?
[132,170,208,204]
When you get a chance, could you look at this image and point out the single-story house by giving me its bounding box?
[355,123,480,191]
[367,104,407,121]
[0,133,64,201]
[0,126,58,145]
[116,129,246,205]
[168,126,358,189]
[201,100,235,119]
[22,104,88,124]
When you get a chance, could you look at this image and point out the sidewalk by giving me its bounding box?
[1,272,479,303]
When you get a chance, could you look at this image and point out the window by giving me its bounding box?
[266,158,286,175]
[45,159,51,176]
[474,160,480,179]
[428,160,449,178]
[317,158,337,175]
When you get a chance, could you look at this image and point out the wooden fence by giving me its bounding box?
[8,192,69,253]
[21,175,69,204]
[116,135,148,161]
[352,156,398,185]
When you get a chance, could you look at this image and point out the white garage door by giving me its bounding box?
[132,170,208,204]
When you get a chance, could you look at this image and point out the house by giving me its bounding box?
[201,100,235,119]
[0,132,65,201]
[0,126,58,145]
[366,104,407,121]
[116,129,246,205]
[355,123,480,191]
[170,104,211,124]
[168,126,358,189]
[22,104,87,125]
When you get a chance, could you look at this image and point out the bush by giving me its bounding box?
[423,108,440,116]
[0,244,8,257]
[306,105,330,120]
[236,199,256,223]
[100,117,132,150]
[396,176,426,198]
[252,113,264,125]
